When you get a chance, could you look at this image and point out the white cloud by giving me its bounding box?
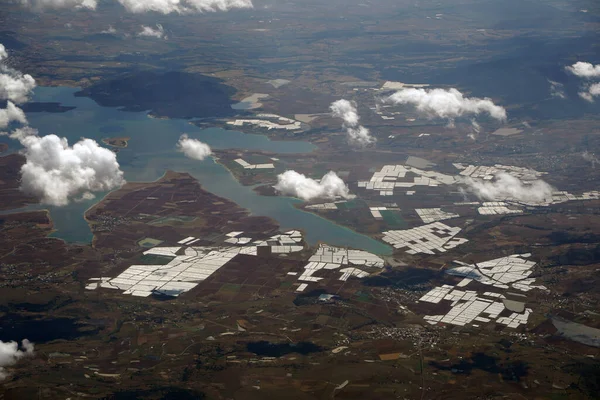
[566,61,600,79]
[117,0,252,14]
[0,44,36,104]
[177,134,212,160]
[75,191,96,202]
[469,119,481,139]
[386,87,507,123]
[582,151,598,168]
[138,24,166,39]
[18,0,97,9]
[0,101,27,129]
[1,126,38,141]
[273,170,353,201]
[330,99,360,126]
[0,340,34,381]
[0,67,37,104]
[19,134,125,206]
[19,0,252,12]
[548,80,566,99]
[0,50,123,207]
[101,25,117,34]
[346,126,375,147]
[463,172,554,204]
[330,99,376,147]
[579,82,600,102]
[565,62,600,102]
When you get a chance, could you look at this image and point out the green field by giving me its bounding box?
[380,210,408,229]
[137,237,163,248]
[149,216,197,226]
[336,199,367,210]
[138,254,175,265]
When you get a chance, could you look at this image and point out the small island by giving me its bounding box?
[101,137,130,148]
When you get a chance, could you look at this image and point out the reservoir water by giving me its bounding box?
[4,87,392,255]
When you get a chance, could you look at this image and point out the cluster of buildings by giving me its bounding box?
[234,158,275,170]
[291,244,385,292]
[415,208,459,223]
[447,253,546,291]
[357,164,456,196]
[86,230,306,297]
[306,201,347,210]
[88,155,600,332]
[254,231,304,254]
[223,231,253,245]
[419,254,543,329]
[227,113,302,131]
[536,190,600,207]
[369,206,396,219]
[477,202,523,215]
[354,162,600,239]
[86,246,243,298]
[380,81,430,91]
[381,222,468,255]
[455,163,546,181]
[294,160,600,331]
[87,231,388,298]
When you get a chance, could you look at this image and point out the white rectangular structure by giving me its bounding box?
[177,237,196,245]
[296,283,308,292]
[382,222,468,255]
[357,164,457,196]
[88,230,306,298]
[415,208,459,223]
[421,254,543,329]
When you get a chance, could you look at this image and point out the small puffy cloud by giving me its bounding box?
[18,0,97,9]
[19,134,125,206]
[463,172,554,204]
[579,82,600,103]
[346,126,375,147]
[386,87,507,123]
[330,99,376,147]
[0,67,37,104]
[274,170,353,201]
[0,101,27,130]
[331,99,360,126]
[565,62,600,102]
[101,25,117,34]
[566,61,600,79]
[20,0,251,12]
[0,339,34,380]
[469,119,481,140]
[117,0,252,14]
[548,80,566,99]
[1,126,39,141]
[138,24,166,39]
[75,191,96,202]
[582,151,598,168]
[177,134,212,160]
[0,44,7,61]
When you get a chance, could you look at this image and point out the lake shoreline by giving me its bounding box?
[0,86,392,256]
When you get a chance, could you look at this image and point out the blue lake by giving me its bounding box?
[2,87,392,255]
